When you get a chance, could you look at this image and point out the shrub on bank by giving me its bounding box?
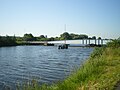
[19,40,120,90]
[107,39,120,48]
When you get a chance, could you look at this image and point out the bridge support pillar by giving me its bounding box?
[98,39,100,45]
[82,39,84,44]
[95,39,96,45]
[86,39,87,45]
[89,39,90,44]
[101,39,103,45]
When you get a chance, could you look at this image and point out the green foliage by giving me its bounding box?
[90,47,104,58]
[118,37,120,40]
[60,47,120,90]
[70,33,88,40]
[0,35,17,46]
[60,32,88,40]
[106,39,120,48]
[21,40,120,90]
[54,37,60,41]
[98,37,102,39]
[92,36,96,39]
[35,35,48,41]
[23,33,35,41]
[60,32,72,40]
[40,35,46,38]
[48,37,55,41]
[16,37,23,41]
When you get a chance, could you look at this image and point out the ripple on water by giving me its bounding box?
[0,46,93,89]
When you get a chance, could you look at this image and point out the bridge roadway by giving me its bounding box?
[24,39,111,46]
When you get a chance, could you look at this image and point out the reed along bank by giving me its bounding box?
[19,40,120,90]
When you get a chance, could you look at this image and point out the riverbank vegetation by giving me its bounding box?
[0,32,103,42]
[0,32,104,47]
[17,39,120,90]
[21,32,91,41]
[0,35,17,47]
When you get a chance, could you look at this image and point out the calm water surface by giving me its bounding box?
[0,46,93,89]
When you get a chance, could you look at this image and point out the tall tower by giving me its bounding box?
[64,24,66,44]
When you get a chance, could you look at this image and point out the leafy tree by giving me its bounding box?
[40,35,45,38]
[107,39,120,48]
[54,37,60,41]
[70,33,80,39]
[118,37,120,40]
[98,37,102,39]
[60,32,88,40]
[70,33,88,39]
[48,37,55,41]
[88,37,92,39]
[78,34,88,39]
[92,36,96,39]
[23,33,35,41]
[0,35,17,46]
[60,32,71,40]
[16,37,23,42]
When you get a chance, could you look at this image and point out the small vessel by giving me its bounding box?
[58,44,69,49]
[58,24,69,49]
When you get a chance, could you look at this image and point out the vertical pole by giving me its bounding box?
[95,39,96,45]
[101,39,103,45]
[64,24,66,44]
[98,39,100,45]
[82,39,84,44]
[86,39,87,45]
[89,39,90,44]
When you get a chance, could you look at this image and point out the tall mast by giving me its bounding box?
[64,24,66,44]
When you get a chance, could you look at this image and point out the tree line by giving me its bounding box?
[0,32,110,47]
[0,35,17,47]
[16,32,102,42]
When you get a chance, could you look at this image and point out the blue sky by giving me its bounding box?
[0,0,120,39]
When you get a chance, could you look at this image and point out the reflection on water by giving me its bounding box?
[0,46,93,89]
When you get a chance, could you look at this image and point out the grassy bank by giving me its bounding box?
[19,40,120,90]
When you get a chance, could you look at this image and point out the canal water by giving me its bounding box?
[0,46,93,89]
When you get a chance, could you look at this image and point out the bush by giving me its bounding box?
[106,40,120,48]
[90,47,105,58]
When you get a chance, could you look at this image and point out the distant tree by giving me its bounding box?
[0,36,2,46]
[38,35,48,41]
[92,36,96,39]
[48,37,55,41]
[0,35,17,46]
[107,39,120,48]
[23,33,35,41]
[70,33,88,39]
[60,32,88,40]
[78,34,88,39]
[16,37,23,42]
[88,37,92,39]
[40,35,45,38]
[0,36,1,40]
[98,37,102,39]
[118,37,120,40]
[45,35,47,38]
[54,37,59,41]
[60,32,71,40]
[70,33,80,39]
[69,33,75,39]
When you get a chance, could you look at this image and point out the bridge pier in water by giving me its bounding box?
[86,39,87,45]
[82,39,84,45]
[95,39,96,45]
[81,39,106,46]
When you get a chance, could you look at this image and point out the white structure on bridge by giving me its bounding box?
[48,39,111,45]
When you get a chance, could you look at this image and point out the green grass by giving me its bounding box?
[19,40,120,90]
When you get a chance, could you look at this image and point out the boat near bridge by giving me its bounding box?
[48,39,111,47]
[23,39,111,47]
